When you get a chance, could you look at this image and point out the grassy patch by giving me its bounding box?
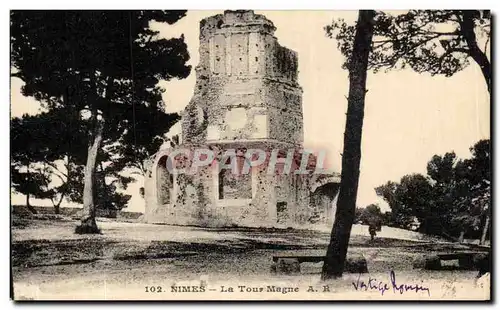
[12,239,117,267]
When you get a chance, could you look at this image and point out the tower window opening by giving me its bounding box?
[218,156,252,200]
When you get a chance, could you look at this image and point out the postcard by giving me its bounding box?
[10,9,491,301]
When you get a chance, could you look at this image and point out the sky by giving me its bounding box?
[10,10,490,212]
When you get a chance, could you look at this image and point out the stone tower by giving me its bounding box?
[144,10,340,228]
[181,10,303,147]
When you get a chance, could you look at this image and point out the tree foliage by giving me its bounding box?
[356,204,383,228]
[11,11,191,231]
[375,139,491,240]
[11,10,189,158]
[326,10,491,92]
[11,109,87,213]
[10,105,134,214]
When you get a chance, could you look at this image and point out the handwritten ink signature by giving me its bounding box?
[352,270,430,296]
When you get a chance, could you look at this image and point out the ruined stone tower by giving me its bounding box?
[144,10,340,228]
[181,10,303,146]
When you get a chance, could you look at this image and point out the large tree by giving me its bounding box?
[322,10,375,280]
[11,109,88,214]
[322,10,490,278]
[11,11,190,233]
[376,139,490,242]
[326,10,491,92]
[11,109,140,215]
[359,204,383,227]
[375,174,434,229]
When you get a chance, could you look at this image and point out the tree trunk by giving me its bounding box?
[25,166,37,214]
[322,10,375,281]
[54,204,60,215]
[53,194,64,214]
[480,211,490,245]
[459,10,491,93]
[75,121,104,234]
[25,193,37,214]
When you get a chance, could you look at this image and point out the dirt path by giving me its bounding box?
[12,218,489,300]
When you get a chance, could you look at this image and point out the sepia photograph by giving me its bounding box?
[9,8,491,301]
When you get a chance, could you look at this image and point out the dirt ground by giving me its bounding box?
[11,217,490,301]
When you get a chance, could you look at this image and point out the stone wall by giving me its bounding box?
[144,144,317,227]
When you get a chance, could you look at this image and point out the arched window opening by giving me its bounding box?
[157,155,174,204]
[218,155,252,200]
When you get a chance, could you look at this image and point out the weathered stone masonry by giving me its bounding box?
[144,10,340,228]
